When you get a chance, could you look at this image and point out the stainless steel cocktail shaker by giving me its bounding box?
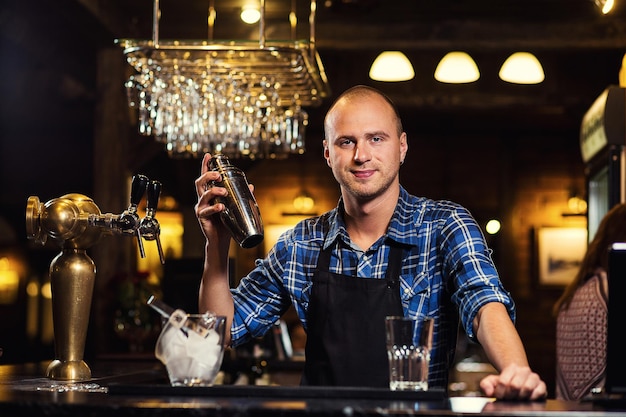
[208,155,264,248]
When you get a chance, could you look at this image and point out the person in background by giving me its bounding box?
[553,203,626,400]
[194,85,547,400]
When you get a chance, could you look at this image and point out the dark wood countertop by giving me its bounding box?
[0,359,625,416]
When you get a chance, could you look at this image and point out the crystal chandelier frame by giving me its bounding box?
[116,0,330,159]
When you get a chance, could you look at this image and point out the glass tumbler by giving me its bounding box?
[155,311,226,386]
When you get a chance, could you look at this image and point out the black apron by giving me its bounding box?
[302,242,404,387]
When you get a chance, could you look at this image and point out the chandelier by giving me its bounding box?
[116,0,330,159]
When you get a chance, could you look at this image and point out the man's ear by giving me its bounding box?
[400,132,408,162]
[323,140,332,167]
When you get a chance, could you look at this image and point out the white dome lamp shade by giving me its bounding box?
[434,51,480,83]
[499,52,545,84]
[369,51,415,82]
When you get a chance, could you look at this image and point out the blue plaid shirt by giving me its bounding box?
[230,186,515,388]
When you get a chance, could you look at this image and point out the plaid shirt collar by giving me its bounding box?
[322,186,420,251]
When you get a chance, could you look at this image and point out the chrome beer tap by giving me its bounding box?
[118,174,149,257]
[139,180,165,264]
[88,174,149,257]
[25,173,165,381]
[87,174,164,262]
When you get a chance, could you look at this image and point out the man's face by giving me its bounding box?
[323,93,408,202]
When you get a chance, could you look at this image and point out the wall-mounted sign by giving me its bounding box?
[580,86,626,163]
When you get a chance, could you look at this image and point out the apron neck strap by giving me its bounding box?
[318,241,404,288]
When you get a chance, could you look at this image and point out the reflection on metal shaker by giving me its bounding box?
[208,155,264,248]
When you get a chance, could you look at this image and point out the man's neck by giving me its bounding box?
[342,186,400,251]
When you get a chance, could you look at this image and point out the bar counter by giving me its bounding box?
[1,359,626,416]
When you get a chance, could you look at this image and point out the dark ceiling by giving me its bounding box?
[4,0,626,135]
[99,0,626,115]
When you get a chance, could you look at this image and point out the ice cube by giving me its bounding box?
[156,324,187,362]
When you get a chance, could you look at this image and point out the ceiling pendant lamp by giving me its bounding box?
[240,4,261,24]
[369,51,415,82]
[499,52,545,84]
[594,0,615,14]
[434,51,480,83]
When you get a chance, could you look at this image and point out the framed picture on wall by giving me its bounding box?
[537,226,588,286]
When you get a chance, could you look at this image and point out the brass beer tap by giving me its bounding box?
[25,174,164,381]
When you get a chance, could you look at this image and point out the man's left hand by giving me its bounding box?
[479,363,547,401]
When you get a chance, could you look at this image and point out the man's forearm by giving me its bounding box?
[474,302,530,372]
[198,242,235,345]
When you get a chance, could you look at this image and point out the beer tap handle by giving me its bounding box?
[146,180,161,217]
[141,180,165,264]
[128,174,149,257]
[130,174,149,212]
[119,174,148,228]
[149,180,165,264]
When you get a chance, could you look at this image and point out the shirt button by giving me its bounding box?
[404,289,410,294]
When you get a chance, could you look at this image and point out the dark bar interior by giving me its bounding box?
[2,0,626,414]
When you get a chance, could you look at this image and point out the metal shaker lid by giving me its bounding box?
[208,154,232,172]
